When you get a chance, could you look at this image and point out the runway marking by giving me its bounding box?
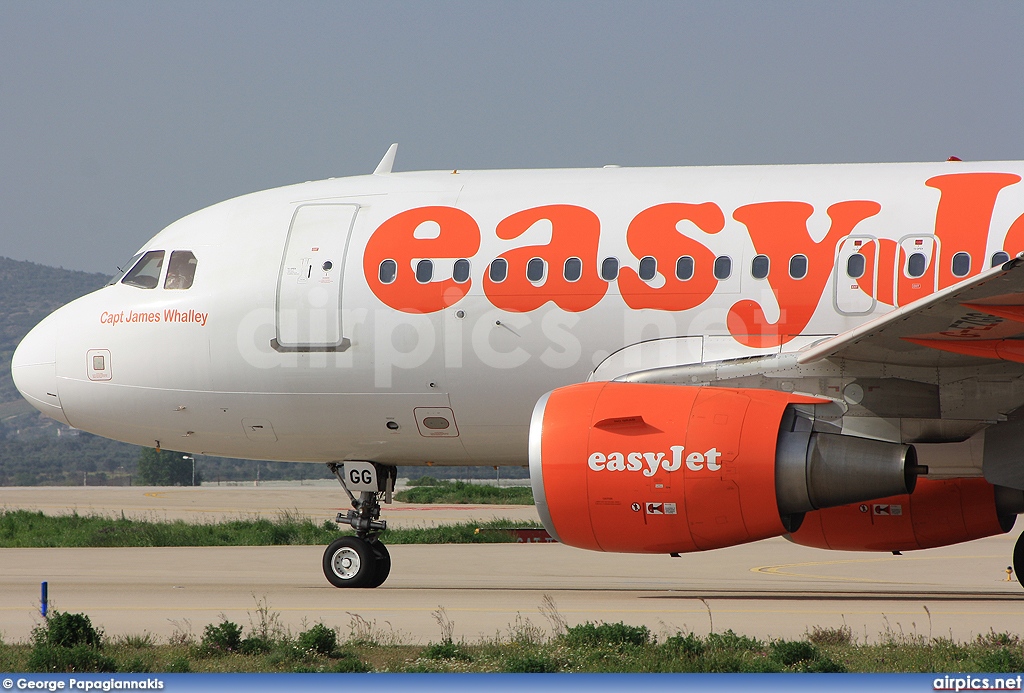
[752,555,1003,584]
[2,604,1023,618]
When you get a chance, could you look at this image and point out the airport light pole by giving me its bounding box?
[182,455,195,486]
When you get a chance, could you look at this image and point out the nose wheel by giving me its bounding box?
[322,536,392,588]
[1014,530,1024,587]
[323,462,397,589]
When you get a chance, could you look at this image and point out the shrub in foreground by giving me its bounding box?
[201,619,242,654]
[422,640,473,662]
[27,612,114,673]
[562,621,651,649]
[34,611,103,649]
[297,624,337,657]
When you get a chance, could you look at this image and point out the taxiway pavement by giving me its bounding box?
[1,486,1022,644]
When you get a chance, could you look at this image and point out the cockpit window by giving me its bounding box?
[121,251,165,289]
[164,251,197,290]
[107,253,143,286]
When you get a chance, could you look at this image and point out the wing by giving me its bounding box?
[798,257,1024,368]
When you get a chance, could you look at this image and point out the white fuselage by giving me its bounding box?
[13,161,1024,466]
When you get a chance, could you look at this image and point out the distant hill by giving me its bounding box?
[0,257,109,422]
[0,256,110,352]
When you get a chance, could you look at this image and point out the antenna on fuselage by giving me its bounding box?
[374,143,399,175]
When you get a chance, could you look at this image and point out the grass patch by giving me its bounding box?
[395,480,534,505]
[0,510,540,548]
[0,510,334,548]
[3,607,1024,673]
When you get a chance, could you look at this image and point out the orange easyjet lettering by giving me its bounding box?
[362,175,1024,346]
[927,173,1021,288]
[483,205,607,313]
[363,206,480,313]
[728,200,880,347]
[618,203,724,311]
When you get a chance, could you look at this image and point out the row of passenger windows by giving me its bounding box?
[379,254,764,285]
[378,255,731,285]
[844,251,1010,281]
[115,250,198,290]
[383,250,1015,286]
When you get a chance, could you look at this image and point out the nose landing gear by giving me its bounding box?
[323,462,397,588]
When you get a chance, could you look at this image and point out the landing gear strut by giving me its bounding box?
[323,462,397,588]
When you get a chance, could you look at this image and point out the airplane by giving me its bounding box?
[12,145,1024,589]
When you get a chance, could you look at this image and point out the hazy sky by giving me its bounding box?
[1,1,1022,274]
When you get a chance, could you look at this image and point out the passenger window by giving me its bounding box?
[489,258,508,283]
[675,256,694,281]
[991,251,1010,268]
[121,251,165,289]
[379,259,397,284]
[789,254,808,280]
[601,257,619,281]
[563,257,582,282]
[164,251,197,290]
[638,256,657,281]
[951,252,971,278]
[906,252,927,278]
[713,256,732,280]
[415,259,433,283]
[527,257,546,282]
[452,258,470,284]
[751,255,769,280]
[846,253,866,279]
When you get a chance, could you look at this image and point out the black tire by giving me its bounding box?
[1014,531,1024,589]
[364,542,391,588]
[323,536,376,588]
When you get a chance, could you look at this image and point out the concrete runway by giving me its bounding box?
[1,486,1023,644]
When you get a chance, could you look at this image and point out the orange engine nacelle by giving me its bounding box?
[789,478,1021,552]
[529,382,921,554]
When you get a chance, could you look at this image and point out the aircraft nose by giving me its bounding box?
[11,315,71,425]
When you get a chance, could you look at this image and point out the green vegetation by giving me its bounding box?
[0,257,109,415]
[0,510,540,547]
[397,466,531,482]
[0,433,337,487]
[26,610,116,673]
[136,448,201,486]
[3,607,1024,673]
[397,478,535,505]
